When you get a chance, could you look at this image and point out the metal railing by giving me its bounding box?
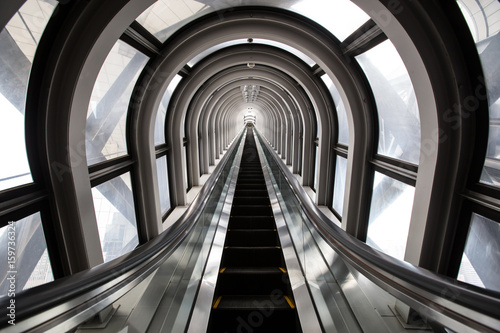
[255,129,500,333]
[0,130,246,332]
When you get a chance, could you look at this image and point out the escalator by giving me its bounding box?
[207,126,302,332]
[3,127,499,333]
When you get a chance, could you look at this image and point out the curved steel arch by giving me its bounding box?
[163,44,335,204]
[188,70,307,185]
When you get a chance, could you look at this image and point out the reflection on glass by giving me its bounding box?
[366,172,415,261]
[458,1,500,185]
[356,40,421,164]
[0,212,54,296]
[136,0,208,43]
[333,156,347,215]
[0,0,57,191]
[253,39,315,67]
[187,39,246,67]
[313,145,318,191]
[156,156,171,215]
[86,40,149,165]
[154,75,182,145]
[184,145,189,190]
[291,0,369,41]
[187,38,315,67]
[92,172,139,262]
[458,213,500,293]
[321,74,349,145]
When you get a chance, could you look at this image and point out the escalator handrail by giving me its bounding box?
[0,130,245,331]
[255,130,500,332]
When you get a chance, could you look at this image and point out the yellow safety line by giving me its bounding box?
[219,267,226,273]
[213,296,222,309]
[275,246,281,249]
[279,267,287,273]
[284,296,296,309]
[273,229,277,231]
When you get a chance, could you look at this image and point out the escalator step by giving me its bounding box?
[221,267,286,274]
[231,205,273,216]
[224,230,278,246]
[221,247,284,267]
[216,270,289,295]
[234,189,268,197]
[232,196,270,205]
[236,184,267,191]
[228,216,275,229]
[213,295,295,310]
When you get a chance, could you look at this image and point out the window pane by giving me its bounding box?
[154,75,182,145]
[366,172,415,261]
[136,0,208,43]
[313,145,319,191]
[333,156,347,216]
[0,0,58,191]
[0,212,54,296]
[92,172,139,262]
[186,38,316,67]
[156,156,171,215]
[184,145,189,190]
[458,213,500,293]
[321,74,349,145]
[458,1,500,185]
[356,40,421,164]
[291,0,369,41]
[86,40,149,165]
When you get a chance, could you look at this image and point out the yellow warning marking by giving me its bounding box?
[275,246,281,249]
[284,296,296,309]
[228,229,231,231]
[273,229,277,231]
[224,246,229,249]
[220,267,226,273]
[279,267,287,273]
[213,296,222,309]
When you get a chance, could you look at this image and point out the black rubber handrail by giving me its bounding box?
[0,130,245,332]
[256,130,500,333]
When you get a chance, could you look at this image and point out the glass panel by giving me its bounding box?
[457,1,500,185]
[86,40,149,165]
[356,40,421,164]
[156,156,171,215]
[136,0,208,43]
[313,144,319,191]
[253,39,315,67]
[321,74,349,145]
[333,155,347,216]
[366,172,415,261]
[184,145,189,190]
[187,38,315,67]
[291,0,369,41]
[187,39,246,67]
[458,213,500,293]
[92,172,139,262]
[0,212,54,296]
[154,74,182,146]
[0,0,58,191]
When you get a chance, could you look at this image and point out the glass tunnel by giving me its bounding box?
[0,0,500,332]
